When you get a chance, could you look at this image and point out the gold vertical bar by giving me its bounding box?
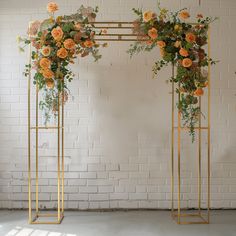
[57,92,61,221]
[28,35,32,223]
[177,83,181,224]
[207,27,211,223]
[171,63,175,215]
[36,83,39,214]
[198,96,202,214]
[61,83,64,214]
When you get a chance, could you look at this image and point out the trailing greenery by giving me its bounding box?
[128,3,218,141]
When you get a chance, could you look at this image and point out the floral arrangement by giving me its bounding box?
[128,3,217,141]
[18,2,106,123]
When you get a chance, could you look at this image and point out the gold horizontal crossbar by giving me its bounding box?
[30,126,64,130]
[31,213,64,224]
[174,126,209,130]
[172,211,209,224]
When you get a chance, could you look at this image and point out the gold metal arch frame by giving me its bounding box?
[171,29,211,225]
[27,22,211,224]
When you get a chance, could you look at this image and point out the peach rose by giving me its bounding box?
[39,58,51,69]
[57,48,68,58]
[186,32,196,43]
[148,27,158,40]
[179,48,189,57]
[47,2,58,13]
[84,40,94,48]
[42,69,54,79]
[143,11,153,22]
[182,58,192,68]
[64,38,76,50]
[41,46,51,57]
[174,41,181,48]
[45,78,55,89]
[179,10,190,19]
[157,41,166,48]
[194,88,204,96]
[51,26,63,41]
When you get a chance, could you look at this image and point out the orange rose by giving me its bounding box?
[143,11,153,22]
[182,58,192,68]
[45,78,55,89]
[42,69,54,79]
[194,88,204,96]
[39,58,51,69]
[41,46,51,57]
[157,41,166,48]
[57,48,68,58]
[64,38,76,50]
[51,26,63,41]
[84,40,94,48]
[174,41,181,48]
[179,48,189,57]
[148,27,158,40]
[179,11,190,19]
[47,2,58,13]
[186,32,196,43]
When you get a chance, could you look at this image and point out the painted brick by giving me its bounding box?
[0,0,235,210]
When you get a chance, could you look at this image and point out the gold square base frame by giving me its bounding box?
[27,22,211,224]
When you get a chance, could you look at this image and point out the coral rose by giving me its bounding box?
[157,41,166,48]
[47,2,58,13]
[179,48,189,57]
[143,11,153,22]
[45,78,55,89]
[39,58,51,69]
[51,26,63,41]
[186,32,196,43]
[41,46,51,57]
[84,40,94,48]
[194,88,204,96]
[182,58,192,68]
[179,10,190,19]
[57,48,68,58]
[148,28,158,40]
[64,38,76,50]
[42,69,54,79]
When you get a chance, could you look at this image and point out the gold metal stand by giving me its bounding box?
[28,40,64,223]
[171,29,211,224]
[27,21,211,225]
[27,21,140,225]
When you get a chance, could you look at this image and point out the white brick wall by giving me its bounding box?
[0,0,236,210]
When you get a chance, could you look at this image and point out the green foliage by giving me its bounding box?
[128,5,218,142]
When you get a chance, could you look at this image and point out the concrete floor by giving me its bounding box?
[0,210,236,236]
